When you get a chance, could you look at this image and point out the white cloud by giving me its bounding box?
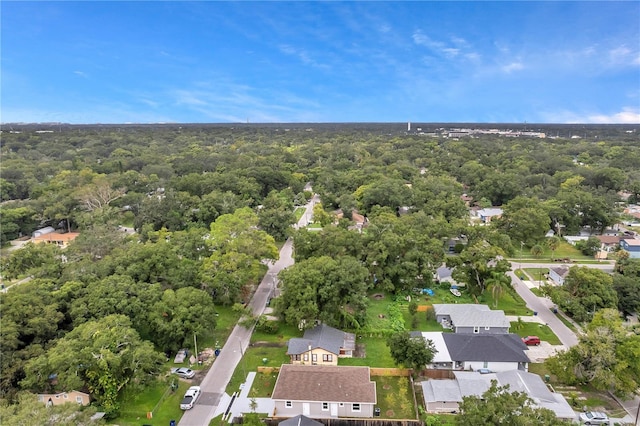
[73,70,88,78]
[544,107,640,124]
[502,62,524,73]
[278,44,329,69]
[587,107,640,124]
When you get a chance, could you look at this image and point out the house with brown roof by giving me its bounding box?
[271,364,376,418]
[37,390,90,406]
[287,324,355,366]
[596,235,622,252]
[32,232,79,248]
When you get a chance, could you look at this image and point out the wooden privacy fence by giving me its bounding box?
[370,367,411,377]
[255,419,422,426]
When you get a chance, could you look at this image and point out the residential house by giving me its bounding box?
[32,232,80,249]
[421,370,575,421]
[413,331,454,369]
[271,364,376,418]
[37,390,90,406]
[433,304,510,334]
[32,226,56,238]
[476,208,503,224]
[287,324,355,366]
[595,235,622,252]
[620,238,640,259]
[548,266,570,285]
[279,415,324,426]
[442,333,530,372]
[435,266,461,287]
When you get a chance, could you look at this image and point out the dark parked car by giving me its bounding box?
[522,336,541,346]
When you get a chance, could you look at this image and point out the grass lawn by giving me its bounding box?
[373,375,416,419]
[198,304,242,350]
[510,321,561,345]
[306,223,322,229]
[340,336,395,367]
[226,345,290,395]
[251,322,300,344]
[113,379,189,425]
[294,207,306,221]
[478,288,530,316]
[247,372,278,398]
[512,241,592,262]
[522,268,548,282]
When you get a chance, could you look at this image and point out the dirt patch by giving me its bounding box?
[354,343,366,358]
[372,293,385,300]
[378,314,386,318]
[383,384,391,390]
[386,410,395,417]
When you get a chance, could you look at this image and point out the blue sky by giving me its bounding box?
[2,1,639,124]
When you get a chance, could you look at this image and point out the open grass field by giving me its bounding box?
[113,379,189,426]
[510,321,561,345]
[373,375,416,419]
[513,241,592,261]
[226,345,290,395]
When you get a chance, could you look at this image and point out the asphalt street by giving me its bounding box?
[178,194,317,426]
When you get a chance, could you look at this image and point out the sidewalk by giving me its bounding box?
[214,372,275,422]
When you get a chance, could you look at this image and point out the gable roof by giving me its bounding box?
[422,371,574,419]
[272,364,376,404]
[279,415,324,426]
[442,333,530,363]
[433,304,510,329]
[549,266,570,278]
[287,324,355,355]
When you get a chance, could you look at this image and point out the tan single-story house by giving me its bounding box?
[287,324,355,366]
[32,232,80,248]
[271,364,376,418]
[38,390,90,406]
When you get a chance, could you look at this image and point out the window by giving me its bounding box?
[322,402,329,411]
[292,354,300,361]
[303,354,309,362]
[483,361,488,368]
[322,354,333,362]
[285,401,292,408]
[312,354,317,363]
[352,403,361,412]
[473,326,480,334]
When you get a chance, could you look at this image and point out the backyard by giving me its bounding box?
[113,379,190,425]
[373,375,416,419]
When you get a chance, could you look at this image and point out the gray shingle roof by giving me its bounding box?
[443,333,530,362]
[272,364,376,404]
[279,415,324,426]
[433,304,510,328]
[287,324,355,355]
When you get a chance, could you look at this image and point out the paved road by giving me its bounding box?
[508,270,579,348]
[179,194,316,426]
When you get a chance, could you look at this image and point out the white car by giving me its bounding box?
[579,411,609,425]
[171,367,195,379]
[180,386,201,410]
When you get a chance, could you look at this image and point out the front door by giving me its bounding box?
[330,403,338,417]
[303,403,310,416]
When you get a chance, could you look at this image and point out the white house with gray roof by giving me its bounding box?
[287,324,355,366]
[433,304,510,334]
[421,370,575,421]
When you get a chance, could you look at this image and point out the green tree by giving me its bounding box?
[546,267,617,322]
[21,315,164,416]
[546,236,561,261]
[386,331,436,374]
[496,196,550,246]
[485,272,512,308]
[530,244,544,258]
[613,274,640,315]
[258,190,296,240]
[278,255,371,330]
[546,309,640,397]
[312,202,333,227]
[447,240,510,297]
[149,287,218,352]
[0,392,102,426]
[456,381,565,425]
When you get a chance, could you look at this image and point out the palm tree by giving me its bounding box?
[547,236,561,261]
[485,272,512,308]
[530,244,543,259]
